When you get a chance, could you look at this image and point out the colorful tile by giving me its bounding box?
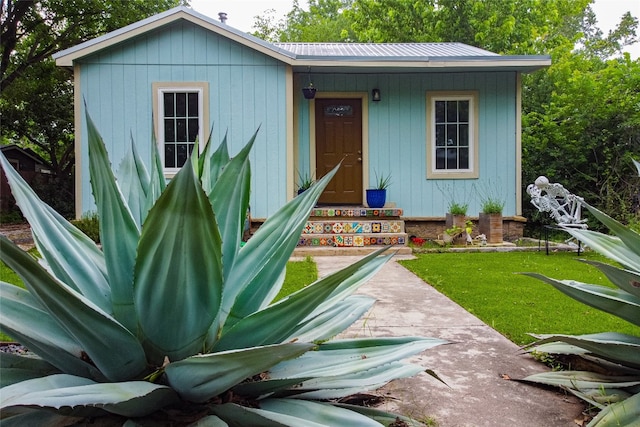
[314,223,324,233]
[327,209,335,217]
[372,222,381,233]
[332,223,343,233]
[354,236,364,247]
[381,222,391,233]
[324,223,333,233]
[390,221,402,233]
[362,223,372,233]
[351,222,362,233]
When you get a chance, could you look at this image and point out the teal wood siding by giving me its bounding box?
[296,71,518,217]
[78,21,288,219]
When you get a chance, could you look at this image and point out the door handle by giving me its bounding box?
[357,157,362,162]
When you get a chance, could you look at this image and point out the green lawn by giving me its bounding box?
[399,251,640,345]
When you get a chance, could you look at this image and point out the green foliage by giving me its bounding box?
[448,202,468,216]
[296,170,315,191]
[373,170,391,190]
[400,252,640,346]
[521,204,640,426]
[0,111,446,425]
[70,212,100,243]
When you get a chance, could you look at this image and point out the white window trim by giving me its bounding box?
[426,91,479,179]
[152,82,209,178]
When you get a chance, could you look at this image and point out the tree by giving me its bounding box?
[252,0,355,42]
[0,0,186,216]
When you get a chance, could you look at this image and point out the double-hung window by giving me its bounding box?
[153,82,208,176]
[426,91,478,179]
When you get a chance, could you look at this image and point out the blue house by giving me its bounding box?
[54,6,549,245]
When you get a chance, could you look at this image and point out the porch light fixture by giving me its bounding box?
[372,88,381,102]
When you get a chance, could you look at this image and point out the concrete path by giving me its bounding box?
[309,255,584,427]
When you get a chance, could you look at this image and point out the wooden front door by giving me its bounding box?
[315,98,363,205]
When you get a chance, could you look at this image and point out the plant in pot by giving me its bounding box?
[446,201,468,230]
[366,171,391,208]
[477,182,505,244]
[296,170,314,195]
[302,82,316,99]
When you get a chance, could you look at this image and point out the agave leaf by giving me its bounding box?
[259,399,382,426]
[1,237,147,381]
[210,402,312,426]
[135,154,223,362]
[145,131,167,215]
[188,415,229,426]
[213,250,389,351]
[526,333,640,369]
[562,228,640,271]
[220,164,340,330]
[164,343,314,402]
[523,370,640,390]
[288,362,425,399]
[0,152,111,311]
[522,273,640,326]
[582,203,640,254]
[0,281,105,381]
[269,337,447,379]
[0,410,82,427]
[301,249,391,321]
[201,129,229,193]
[580,260,640,298]
[333,403,425,427]
[117,135,151,227]
[588,391,640,427]
[0,374,178,418]
[207,133,254,281]
[86,110,140,331]
[283,295,376,343]
[231,377,313,398]
[0,353,60,387]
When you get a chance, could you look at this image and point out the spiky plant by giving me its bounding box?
[522,204,640,427]
[0,112,446,426]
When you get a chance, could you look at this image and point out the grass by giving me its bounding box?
[399,251,640,345]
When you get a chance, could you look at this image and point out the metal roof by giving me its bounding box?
[53,6,550,73]
[275,42,499,59]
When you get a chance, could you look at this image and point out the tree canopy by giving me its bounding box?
[0,0,186,216]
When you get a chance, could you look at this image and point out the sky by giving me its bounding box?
[189,0,639,57]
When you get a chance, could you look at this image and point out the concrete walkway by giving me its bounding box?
[309,255,584,427]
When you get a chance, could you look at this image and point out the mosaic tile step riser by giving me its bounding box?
[310,208,403,218]
[302,220,404,235]
[298,234,407,247]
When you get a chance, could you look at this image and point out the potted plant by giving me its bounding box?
[296,170,314,195]
[366,171,391,208]
[479,196,504,244]
[446,201,468,230]
[302,82,316,99]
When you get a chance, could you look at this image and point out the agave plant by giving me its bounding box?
[0,111,446,426]
[522,203,640,426]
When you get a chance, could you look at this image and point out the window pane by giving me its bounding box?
[165,144,175,168]
[188,143,195,156]
[459,101,469,122]
[176,93,187,117]
[446,124,457,145]
[164,93,174,117]
[435,124,445,146]
[176,119,187,142]
[435,101,445,123]
[188,118,199,142]
[446,101,458,122]
[164,119,175,143]
[446,148,458,169]
[177,144,188,167]
[459,124,469,146]
[435,148,445,169]
[188,93,199,116]
[459,148,469,169]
